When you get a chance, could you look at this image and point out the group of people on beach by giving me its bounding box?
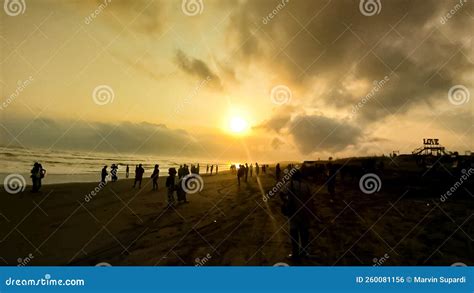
[205,164,219,175]
[232,162,270,186]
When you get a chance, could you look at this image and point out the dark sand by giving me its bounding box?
[0,167,472,266]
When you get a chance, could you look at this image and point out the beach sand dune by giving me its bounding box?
[0,170,472,266]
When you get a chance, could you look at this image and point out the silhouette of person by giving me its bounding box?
[166,168,177,206]
[34,163,46,192]
[30,162,40,192]
[215,164,218,174]
[210,165,214,175]
[133,164,145,188]
[184,164,189,175]
[178,165,183,179]
[280,170,311,259]
[237,164,245,186]
[151,164,160,191]
[276,163,281,180]
[256,163,260,176]
[250,164,253,177]
[197,163,200,175]
[177,177,189,204]
[111,164,118,182]
[206,164,209,174]
[245,163,249,182]
[101,165,108,184]
[126,164,130,178]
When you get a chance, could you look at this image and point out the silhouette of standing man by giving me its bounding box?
[133,164,145,188]
[280,170,312,259]
[151,164,160,191]
[101,165,108,183]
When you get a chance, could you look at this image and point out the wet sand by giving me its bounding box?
[0,170,472,266]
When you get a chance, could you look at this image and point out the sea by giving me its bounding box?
[0,146,232,185]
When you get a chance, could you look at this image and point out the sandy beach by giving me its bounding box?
[1,163,472,267]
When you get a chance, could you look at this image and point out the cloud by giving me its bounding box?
[260,111,363,154]
[288,114,363,154]
[81,0,165,35]
[226,0,473,123]
[174,50,223,90]
[0,117,203,157]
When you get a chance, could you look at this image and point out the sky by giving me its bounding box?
[0,0,473,162]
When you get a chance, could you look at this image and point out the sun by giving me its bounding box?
[229,116,248,134]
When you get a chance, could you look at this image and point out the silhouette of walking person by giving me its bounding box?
[133,164,145,188]
[126,164,130,178]
[256,163,260,176]
[210,164,214,175]
[215,164,218,174]
[101,165,108,184]
[250,164,253,177]
[151,164,160,191]
[166,168,177,206]
[280,170,312,259]
[276,163,281,180]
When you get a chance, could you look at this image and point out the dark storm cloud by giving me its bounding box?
[0,117,206,157]
[174,50,223,89]
[227,0,473,122]
[261,113,362,154]
[225,0,472,153]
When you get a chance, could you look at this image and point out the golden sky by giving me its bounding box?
[1,0,473,161]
